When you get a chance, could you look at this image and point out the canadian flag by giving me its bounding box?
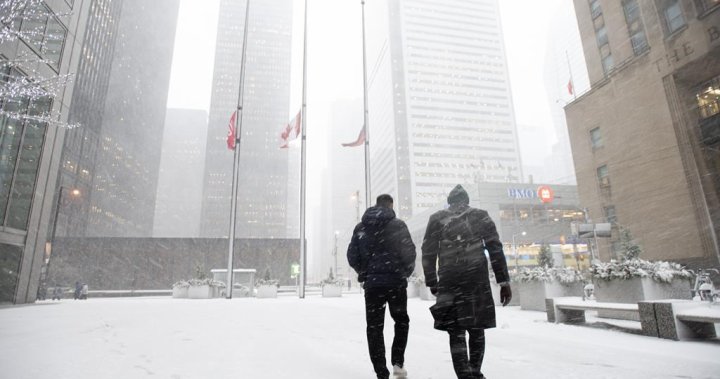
[227,110,237,150]
[280,110,301,148]
[341,126,366,147]
[567,79,574,95]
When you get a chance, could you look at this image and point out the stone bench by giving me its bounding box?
[640,300,719,340]
[545,297,640,324]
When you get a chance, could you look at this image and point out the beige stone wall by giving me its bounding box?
[567,1,720,263]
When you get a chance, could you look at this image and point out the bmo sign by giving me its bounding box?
[507,186,555,204]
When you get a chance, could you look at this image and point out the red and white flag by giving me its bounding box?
[341,126,366,147]
[226,110,237,150]
[567,79,574,95]
[280,110,302,148]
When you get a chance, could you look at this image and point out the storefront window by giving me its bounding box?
[0,243,23,303]
[696,78,720,119]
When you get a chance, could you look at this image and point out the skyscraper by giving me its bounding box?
[365,0,523,218]
[153,109,208,238]
[56,0,124,237]
[1,0,99,303]
[200,0,294,238]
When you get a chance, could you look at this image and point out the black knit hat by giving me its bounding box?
[447,184,469,205]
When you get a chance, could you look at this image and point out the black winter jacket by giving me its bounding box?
[421,185,509,330]
[347,206,416,289]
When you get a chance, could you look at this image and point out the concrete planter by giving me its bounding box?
[188,284,213,299]
[322,285,342,298]
[256,285,278,298]
[172,286,188,298]
[517,281,583,311]
[594,277,692,320]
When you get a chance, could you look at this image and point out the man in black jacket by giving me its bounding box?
[422,185,511,379]
[348,194,416,379]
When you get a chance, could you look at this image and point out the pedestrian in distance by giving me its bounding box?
[52,285,63,300]
[421,185,512,379]
[347,194,417,379]
[74,281,82,300]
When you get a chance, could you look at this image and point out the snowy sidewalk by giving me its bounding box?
[1,294,718,379]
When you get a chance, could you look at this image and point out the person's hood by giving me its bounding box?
[361,205,396,228]
[447,184,470,205]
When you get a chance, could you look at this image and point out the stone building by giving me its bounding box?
[566,0,720,267]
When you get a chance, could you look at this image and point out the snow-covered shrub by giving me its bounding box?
[188,278,226,287]
[172,280,190,289]
[320,277,345,287]
[537,244,554,268]
[590,259,692,283]
[256,268,279,287]
[514,267,584,284]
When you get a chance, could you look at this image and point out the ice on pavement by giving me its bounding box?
[1,294,718,379]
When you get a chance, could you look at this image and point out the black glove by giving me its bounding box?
[358,273,366,283]
[500,285,512,306]
[429,286,438,296]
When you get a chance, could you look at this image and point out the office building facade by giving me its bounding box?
[365,0,523,219]
[200,0,294,238]
[566,0,720,266]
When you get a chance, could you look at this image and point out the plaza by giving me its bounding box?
[1,293,718,379]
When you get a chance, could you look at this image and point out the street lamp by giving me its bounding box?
[333,231,339,279]
[39,186,80,299]
[512,231,527,272]
[351,190,360,223]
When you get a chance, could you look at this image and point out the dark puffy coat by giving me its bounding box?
[347,206,416,289]
[421,185,509,330]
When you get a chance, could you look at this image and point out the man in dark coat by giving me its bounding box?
[348,194,416,379]
[421,185,511,379]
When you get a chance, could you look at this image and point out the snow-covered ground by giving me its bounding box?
[1,294,718,379]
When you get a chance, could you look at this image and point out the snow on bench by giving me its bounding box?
[639,300,719,341]
[545,297,639,324]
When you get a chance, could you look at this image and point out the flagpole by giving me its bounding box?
[361,0,371,209]
[565,50,576,101]
[298,0,308,299]
[226,0,251,299]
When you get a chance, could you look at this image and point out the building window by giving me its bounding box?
[590,0,602,19]
[660,0,686,35]
[596,25,608,46]
[0,66,51,230]
[597,165,610,188]
[696,77,720,119]
[0,243,24,303]
[694,0,720,16]
[604,205,617,224]
[16,2,67,69]
[590,127,603,148]
[602,54,614,74]
[622,0,649,55]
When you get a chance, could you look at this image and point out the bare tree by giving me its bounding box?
[0,0,78,128]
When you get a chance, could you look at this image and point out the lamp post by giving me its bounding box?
[333,231,339,279]
[351,190,360,223]
[39,186,80,299]
[512,231,526,272]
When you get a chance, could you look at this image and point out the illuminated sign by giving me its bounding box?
[507,186,555,203]
[537,186,554,203]
[507,188,537,199]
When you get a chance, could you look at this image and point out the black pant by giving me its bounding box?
[448,328,485,379]
[364,287,409,379]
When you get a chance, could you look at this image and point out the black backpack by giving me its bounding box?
[441,209,475,245]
